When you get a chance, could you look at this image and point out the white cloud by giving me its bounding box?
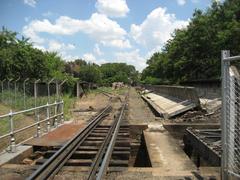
[22,13,131,48]
[115,49,146,71]
[94,44,104,56]
[48,40,75,52]
[24,0,36,7]
[130,7,188,49]
[83,53,96,63]
[95,0,129,18]
[176,0,186,5]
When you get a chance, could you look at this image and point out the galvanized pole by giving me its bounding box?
[47,78,55,104]
[46,102,51,132]
[59,79,67,100]
[54,101,58,127]
[7,78,13,105]
[34,79,40,108]
[34,79,40,123]
[14,77,20,108]
[221,50,230,180]
[1,79,6,102]
[9,109,16,153]
[23,78,29,109]
[55,80,59,102]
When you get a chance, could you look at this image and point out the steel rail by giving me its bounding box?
[87,104,124,179]
[27,104,112,180]
[96,99,127,180]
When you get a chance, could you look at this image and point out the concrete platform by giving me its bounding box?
[24,123,85,147]
[142,93,197,119]
[0,145,32,166]
[143,128,196,171]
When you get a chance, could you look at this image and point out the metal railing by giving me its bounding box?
[221,50,240,179]
[0,100,64,153]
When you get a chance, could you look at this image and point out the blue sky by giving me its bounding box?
[0,0,218,71]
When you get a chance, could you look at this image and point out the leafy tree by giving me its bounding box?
[141,0,240,84]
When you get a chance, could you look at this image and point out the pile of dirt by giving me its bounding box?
[173,108,221,123]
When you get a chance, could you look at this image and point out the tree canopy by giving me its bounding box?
[141,0,240,84]
[0,27,138,85]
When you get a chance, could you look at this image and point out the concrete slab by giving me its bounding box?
[24,123,85,147]
[142,92,197,118]
[0,145,32,166]
[143,128,196,171]
[200,98,221,113]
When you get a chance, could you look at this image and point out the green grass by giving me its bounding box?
[89,86,128,96]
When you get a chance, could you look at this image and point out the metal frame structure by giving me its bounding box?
[0,100,64,153]
[221,50,240,179]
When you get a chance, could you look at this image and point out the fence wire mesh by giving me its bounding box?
[222,50,240,179]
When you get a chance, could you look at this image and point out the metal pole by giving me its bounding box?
[36,114,41,137]
[34,79,40,108]
[23,78,29,109]
[9,109,16,153]
[14,77,20,108]
[46,103,51,132]
[7,78,13,105]
[221,50,230,180]
[61,100,64,124]
[54,101,58,127]
[59,79,67,100]
[55,80,59,101]
[1,79,6,102]
[47,78,55,104]
[34,79,40,123]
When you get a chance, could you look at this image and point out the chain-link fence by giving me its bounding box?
[0,79,68,110]
[221,50,240,179]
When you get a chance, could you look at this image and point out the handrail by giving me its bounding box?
[0,100,64,153]
[0,101,63,118]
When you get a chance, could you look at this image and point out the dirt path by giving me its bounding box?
[128,87,156,125]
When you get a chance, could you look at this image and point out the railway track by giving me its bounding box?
[28,94,130,180]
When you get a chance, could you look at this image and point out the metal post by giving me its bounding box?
[9,109,16,153]
[36,114,41,137]
[55,80,59,101]
[7,78,13,105]
[34,79,40,123]
[46,103,51,132]
[23,78,29,109]
[1,79,6,102]
[221,50,230,180]
[54,101,58,127]
[61,100,64,124]
[34,79,40,108]
[59,79,67,100]
[47,78,55,104]
[14,77,20,108]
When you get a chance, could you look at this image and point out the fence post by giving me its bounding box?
[36,114,41,137]
[23,78,29,109]
[46,103,51,132]
[47,78,55,104]
[9,109,16,153]
[56,80,59,101]
[1,79,5,102]
[7,79,13,105]
[61,100,64,124]
[221,50,230,180]
[59,79,67,100]
[34,79,40,108]
[54,101,58,127]
[14,77,20,108]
